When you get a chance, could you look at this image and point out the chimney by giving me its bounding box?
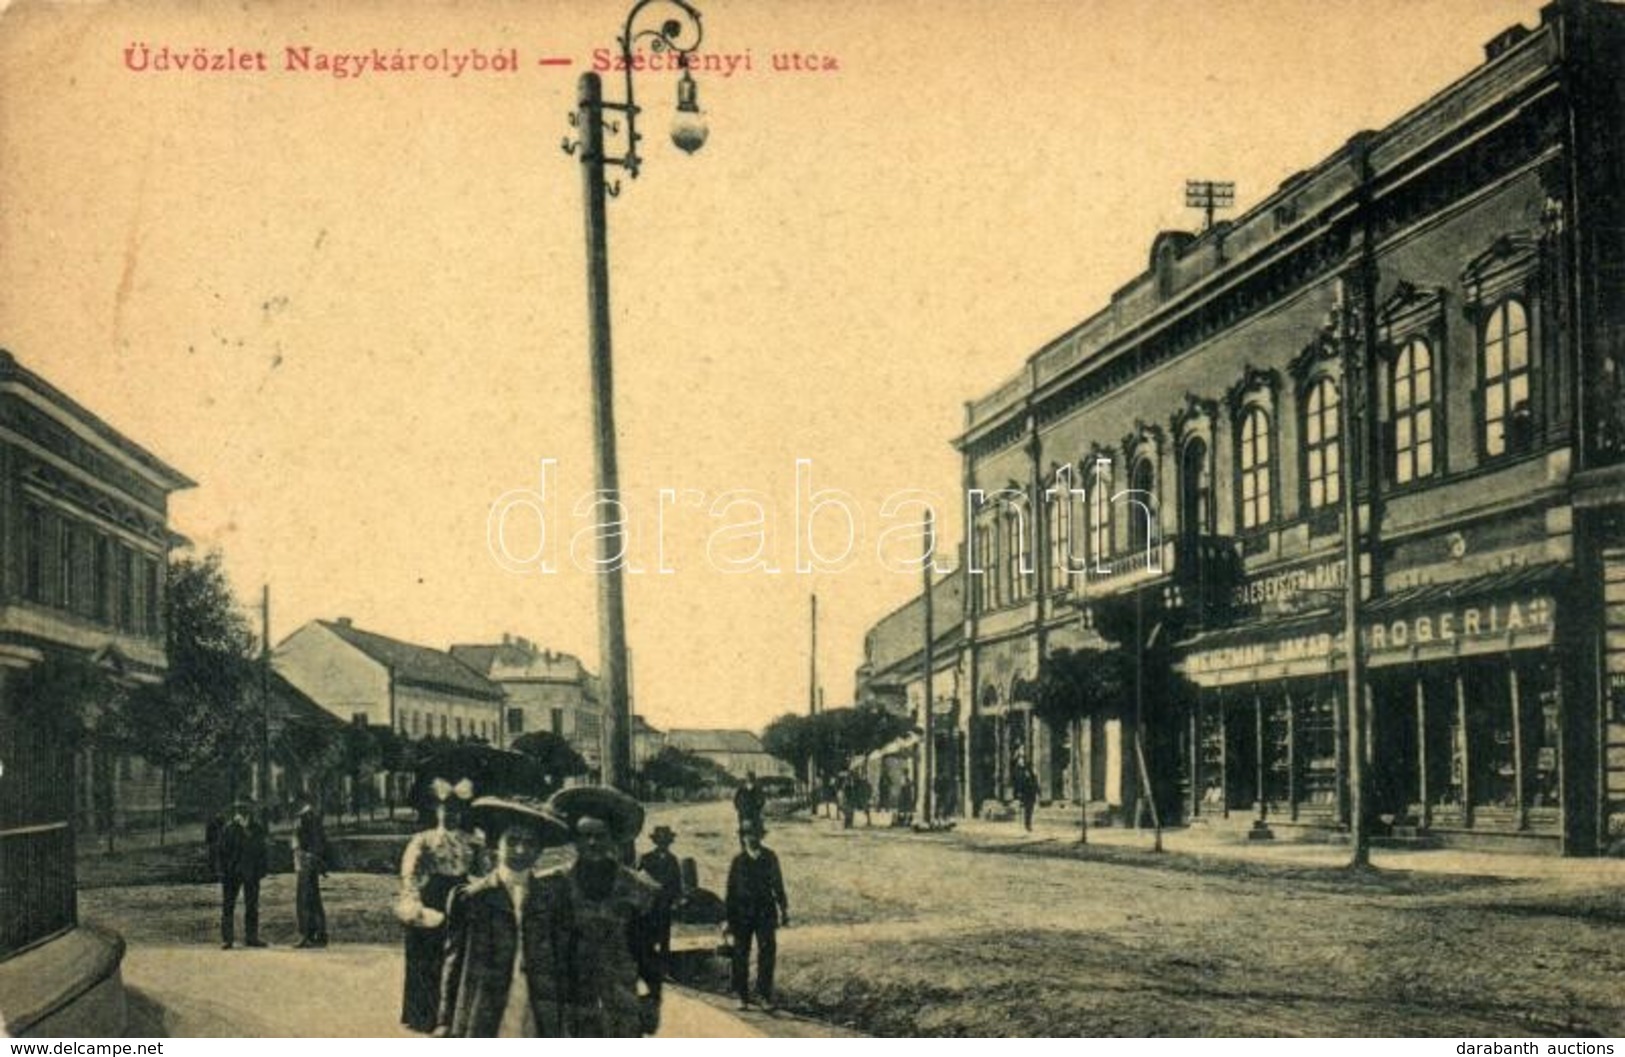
[335,616,353,628]
[1484,23,1532,62]
[502,632,511,646]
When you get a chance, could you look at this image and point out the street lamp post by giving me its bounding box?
[564,0,707,792]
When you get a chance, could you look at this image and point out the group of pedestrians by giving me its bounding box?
[208,792,329,951]
[393,780,676,1037]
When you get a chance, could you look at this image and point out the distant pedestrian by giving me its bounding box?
[895,776,915,828]
[217,800,268,950]
[637,824,685,975]
[732,771,765,835]
[396,776,486,1033]
[1013,762,1039,832]
[936,770,958,821]
[725,818,789,1011]
[877,771,893,813]
[292,792,329,948]
[851,772,872,827]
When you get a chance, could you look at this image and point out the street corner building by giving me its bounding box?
[0,350,194,1034]
[867,0,1625,856]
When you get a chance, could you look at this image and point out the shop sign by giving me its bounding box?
[1363,595,1553,654]
[1231,559,1346,612]
[1185,592,1555,677]
[1185,630,1340,677]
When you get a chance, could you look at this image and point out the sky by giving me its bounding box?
[0,0,1541,733]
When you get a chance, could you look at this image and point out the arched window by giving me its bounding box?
[1482,298,1531,457]
[1127,456,1156,554]
[1049,469,1077,587]
[1304,377,1341,510]
[1391,337,1436,484]
[1238,407,1273,529]
[1089,455,1113,565]
[1003,506,1028,602]
[1180,437,1211,546]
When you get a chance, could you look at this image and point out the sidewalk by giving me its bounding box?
[945,809,1625,885]
[121,942,850,1038]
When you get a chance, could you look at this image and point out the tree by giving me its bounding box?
[509,731,589,788]
[761,713,815,782]
[114,552,259,841]
[762,706,914,784]
[338,723,381,821]
[640,746,736,799]
[1031,646,1129,842]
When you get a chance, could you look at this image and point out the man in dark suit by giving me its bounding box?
[217,800,268,950]
[732,772,765,835]
[725,817,789,1011]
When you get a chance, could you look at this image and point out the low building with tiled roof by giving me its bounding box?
[664,728,794,781]
[274,617,506,747]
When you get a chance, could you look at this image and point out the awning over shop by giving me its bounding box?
[848,732,921,770]
[1176,562,1566,688]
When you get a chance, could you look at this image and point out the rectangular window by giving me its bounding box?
[507,708,525,735]
[144,559,161,636]
[551,707,566,736]
[117,546,136,631]
[23,503,45,603]
[58,518,75,612]
[93,535,112,622]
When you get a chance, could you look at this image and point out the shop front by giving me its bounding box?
[1177,564,1570,847]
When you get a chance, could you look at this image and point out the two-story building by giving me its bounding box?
[274,618,506,747]
[949,0,1625,854]
[853,567,967,812]
[0,350,193,1034]
[450,635,606,773]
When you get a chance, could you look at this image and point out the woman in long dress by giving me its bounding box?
[397,777,488,1033]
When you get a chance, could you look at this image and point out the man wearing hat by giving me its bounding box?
[542,785,665,1037]
[216,799,268,950]
[636,824,684,975]
[437,795,571,1037]
[725,817,789,1011]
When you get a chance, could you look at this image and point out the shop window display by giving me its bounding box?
[1297,688,1338,808]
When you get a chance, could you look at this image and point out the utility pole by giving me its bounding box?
[922,509,935,826]
[260,585,272,812]
[1185,179,1235,233]
[576,71,632,792]
[808,593,819,795]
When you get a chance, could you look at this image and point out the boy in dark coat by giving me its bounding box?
[724,818,789,1011]
[636,824,684,974]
